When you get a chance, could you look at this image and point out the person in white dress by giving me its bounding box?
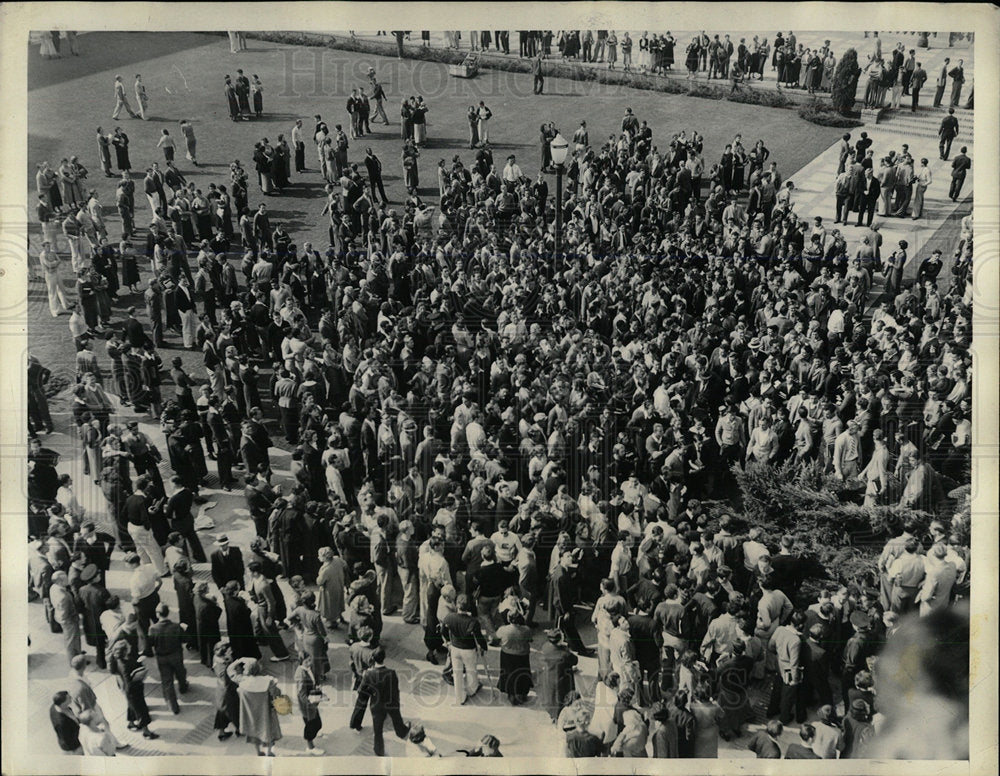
[134,74,149,120]
[39,241,70,316]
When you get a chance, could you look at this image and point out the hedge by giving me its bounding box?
[799,99,864,128]
[243,31,825,113]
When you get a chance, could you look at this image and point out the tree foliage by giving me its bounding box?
[831,47,862,115]
[729,460,933,602]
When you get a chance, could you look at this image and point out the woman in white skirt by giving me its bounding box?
[40,242,70,316]
[134,74,148,120]
[638,32,651,72]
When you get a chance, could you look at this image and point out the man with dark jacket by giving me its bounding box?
[949,147,971,201]
[76,564,113,669]
[470,544,516,645]
[165,476,206,562]
[350,646,411,756]
[550,550,594,656]
[210,535,244,591]
[855,168,880,227]
[148,603,189,714]
[938,108,959,160]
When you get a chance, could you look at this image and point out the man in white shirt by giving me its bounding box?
[911,157,932,219]
[490,520,523,564]
[501,155,522,184]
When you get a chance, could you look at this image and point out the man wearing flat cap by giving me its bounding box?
[77,564,113,669]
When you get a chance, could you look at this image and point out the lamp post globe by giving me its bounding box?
[550,132,569,166]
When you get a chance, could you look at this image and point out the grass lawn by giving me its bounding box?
[28,32,845,414]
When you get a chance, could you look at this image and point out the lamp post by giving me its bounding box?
[550,131,569,268]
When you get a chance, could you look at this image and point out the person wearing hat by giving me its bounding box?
[210,534,245,591]
[841,697,875,758]
[76,563,113,669]
[537,627,578,723]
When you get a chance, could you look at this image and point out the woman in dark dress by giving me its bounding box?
[732,143,747,192]
[496,610,533,705]
[789,50,802,88]
[663,33,675,70]
[112,129,131,172]
[223,580,262,660]
[195,581,223,668]
[685,38,700,78]
[76,269,100,330]
[720,145,734,192]
[772,33,784,69]
[120,240,140,291]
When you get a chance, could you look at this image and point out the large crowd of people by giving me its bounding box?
[26,29,974,760]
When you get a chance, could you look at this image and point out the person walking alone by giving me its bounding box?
[350,646,411,756]
[112,75,138,119]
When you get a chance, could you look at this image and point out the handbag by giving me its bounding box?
[130,664,149,682]
[45,600,63,634]
[272,693,293,715]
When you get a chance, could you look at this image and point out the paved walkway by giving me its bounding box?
[24,29,975,761]
[344,29,975,99]
[783,104,973,292]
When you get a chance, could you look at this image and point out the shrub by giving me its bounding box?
[727,88,793,108]
[729,460,932,603]
[798,98,864,127]
[831,47,862,115]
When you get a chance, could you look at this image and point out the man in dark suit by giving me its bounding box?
[72,521,115,583]
[802,623,834,708]
[910,62,927,112]
[350,646,411,756]
[550,551,595,656]
[949,147,971,201]
[165,476,207,562]
[210,535,244,591]
[124,306,147,349]
[76,564,113,669]
[938,108,959,161]
[148,604,189,714]
[932,57,950,107]
[855,168,880,227]
[627,601,662,697]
